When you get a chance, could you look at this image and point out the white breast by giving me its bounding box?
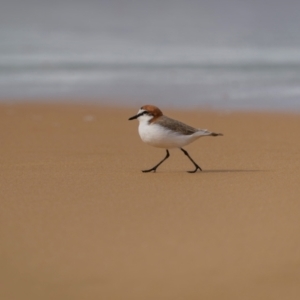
[138,121,200,149]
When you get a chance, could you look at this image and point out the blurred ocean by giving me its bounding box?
[1,0,300,110]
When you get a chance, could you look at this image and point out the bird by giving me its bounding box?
[128,105,223,173]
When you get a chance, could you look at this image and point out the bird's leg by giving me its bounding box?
[180,148,202,173]
[142,150,170,173]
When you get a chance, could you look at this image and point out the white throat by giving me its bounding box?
[136,109,153,124]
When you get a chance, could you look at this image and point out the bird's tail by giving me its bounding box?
[196,129,223,137]
[210,132,223,136]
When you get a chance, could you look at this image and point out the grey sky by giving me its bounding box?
[1,0,300,47]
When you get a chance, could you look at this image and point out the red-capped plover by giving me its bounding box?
[128,105,223,173]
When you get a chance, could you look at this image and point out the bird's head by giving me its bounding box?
[128,105,163,123]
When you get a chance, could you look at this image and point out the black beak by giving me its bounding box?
[128,114,138,120]
[128,112,143,120]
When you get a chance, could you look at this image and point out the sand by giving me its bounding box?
[1,103,300,300]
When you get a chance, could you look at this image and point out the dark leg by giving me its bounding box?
[180,148,202,173]
[142,150,170,173]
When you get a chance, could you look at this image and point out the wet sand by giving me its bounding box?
[1,103,300,300]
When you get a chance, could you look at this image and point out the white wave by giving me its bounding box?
[1,47,300,68]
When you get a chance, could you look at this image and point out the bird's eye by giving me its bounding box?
[143,111,150,115]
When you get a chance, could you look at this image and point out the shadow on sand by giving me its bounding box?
[201,169,265,173]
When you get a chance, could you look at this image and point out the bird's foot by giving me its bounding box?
[142,168,157,173]
[187,165,202,173]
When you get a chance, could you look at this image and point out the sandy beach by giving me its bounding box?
[1,102,300,300]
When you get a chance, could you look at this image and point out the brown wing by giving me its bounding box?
[154,116,198,135]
